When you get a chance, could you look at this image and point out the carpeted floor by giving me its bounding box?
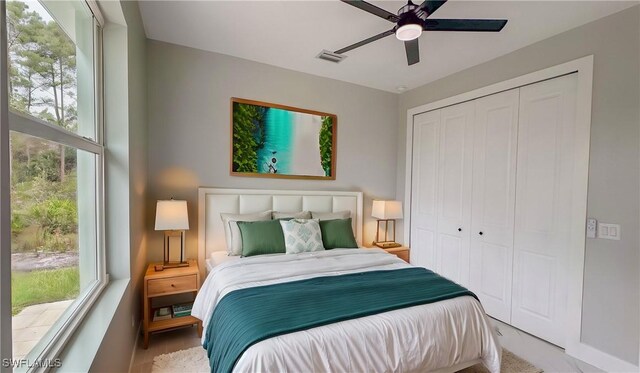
[151,346,543,373]
[459,349,542,373]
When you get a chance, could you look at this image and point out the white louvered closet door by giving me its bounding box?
[434,102,474,287]
[410,110,441,270]
[511,73,578,347]
[469,89,519,323]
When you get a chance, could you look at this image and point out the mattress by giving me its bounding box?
[192,248,501,372]
[206,251,239,273]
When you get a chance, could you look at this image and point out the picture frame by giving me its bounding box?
[230,98,337,180]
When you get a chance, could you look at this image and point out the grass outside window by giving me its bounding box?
[11,267,79,316]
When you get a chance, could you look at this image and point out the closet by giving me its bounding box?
[410,73,579,347]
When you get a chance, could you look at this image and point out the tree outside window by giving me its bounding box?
[5,0,101,363]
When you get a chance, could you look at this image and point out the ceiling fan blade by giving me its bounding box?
[340,0,399,23]
[419,0,447,17]
[335,29,396,54]
[423,19,508,32]
[404,39,420,66]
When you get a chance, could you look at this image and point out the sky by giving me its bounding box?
[21,0,53,22]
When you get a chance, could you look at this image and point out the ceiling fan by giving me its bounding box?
[335,0,508,66]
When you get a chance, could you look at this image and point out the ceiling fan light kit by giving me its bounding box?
[396,24,422,41]
[334,0,508,66]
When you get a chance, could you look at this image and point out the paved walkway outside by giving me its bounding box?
[12,299,74,359]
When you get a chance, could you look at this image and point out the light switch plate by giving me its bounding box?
[598,223,621,240]
[586,218,597,238]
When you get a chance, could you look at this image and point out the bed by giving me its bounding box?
[192,188,501,373]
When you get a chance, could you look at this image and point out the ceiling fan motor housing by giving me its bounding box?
[397,11,423,29]
[398,0,419,14]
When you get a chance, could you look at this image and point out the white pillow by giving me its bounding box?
[311,210,351,220]
[272,211,312,220]
[210,251,239,266]
[220,210,272,255]
[279,219,324,254]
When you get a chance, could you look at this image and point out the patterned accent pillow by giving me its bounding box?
[279,219,325,254]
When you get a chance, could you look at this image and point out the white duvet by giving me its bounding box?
[192,249,501,373]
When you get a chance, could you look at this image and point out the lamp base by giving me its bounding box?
[374,241,402,249]
[162,261,189,269]
[163,230,187,267]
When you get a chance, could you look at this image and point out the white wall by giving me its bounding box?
[396,6,640,365]
[146,41,399,261]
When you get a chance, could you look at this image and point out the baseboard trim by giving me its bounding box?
[567,342,638,372]
[128,322,142,373]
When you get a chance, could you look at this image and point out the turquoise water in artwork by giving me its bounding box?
[257,108,293,174]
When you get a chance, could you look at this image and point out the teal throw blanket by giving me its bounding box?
[204,267,477,373]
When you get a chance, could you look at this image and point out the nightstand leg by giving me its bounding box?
[197,321,203,338]
[143,293,150,349]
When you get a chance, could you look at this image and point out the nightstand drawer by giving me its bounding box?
[147,275,197,296]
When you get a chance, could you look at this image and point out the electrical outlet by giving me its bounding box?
[598,223,621,240]
[586,218,597,238]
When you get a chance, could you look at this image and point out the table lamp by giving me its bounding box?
[372,200,403,248]
[155,199,189,268]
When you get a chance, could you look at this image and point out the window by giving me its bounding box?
[3,0,104,368]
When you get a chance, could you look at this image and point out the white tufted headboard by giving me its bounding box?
[198,187,363,275]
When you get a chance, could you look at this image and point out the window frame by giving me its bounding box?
[1,0,14,370]
[1,1,107,370]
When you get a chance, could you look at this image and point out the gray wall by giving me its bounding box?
[146,41,399,262]
[396,6,640,365]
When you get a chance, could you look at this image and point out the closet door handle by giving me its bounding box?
[458,228,462,232]
[479,231,483,236]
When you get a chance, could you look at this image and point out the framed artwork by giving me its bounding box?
[230,98,337,180]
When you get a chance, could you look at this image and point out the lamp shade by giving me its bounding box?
[372,200,403,220]
[155,200,189,230]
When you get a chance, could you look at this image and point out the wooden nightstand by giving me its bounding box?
[368,246,410,263]
[384,246,410,263]
[143,259,202,348]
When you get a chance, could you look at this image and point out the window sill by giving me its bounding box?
[55,278,130,372]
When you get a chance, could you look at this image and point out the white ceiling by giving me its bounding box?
[139,0,638,93]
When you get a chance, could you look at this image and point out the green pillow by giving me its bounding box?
[237,220,286,257]
[319,218,358,249]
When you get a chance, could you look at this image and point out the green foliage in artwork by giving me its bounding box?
[232,102,267,172]
[319,116,333,176]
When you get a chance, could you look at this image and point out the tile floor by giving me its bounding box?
[130,319,603,373]
[12,299,74,360]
